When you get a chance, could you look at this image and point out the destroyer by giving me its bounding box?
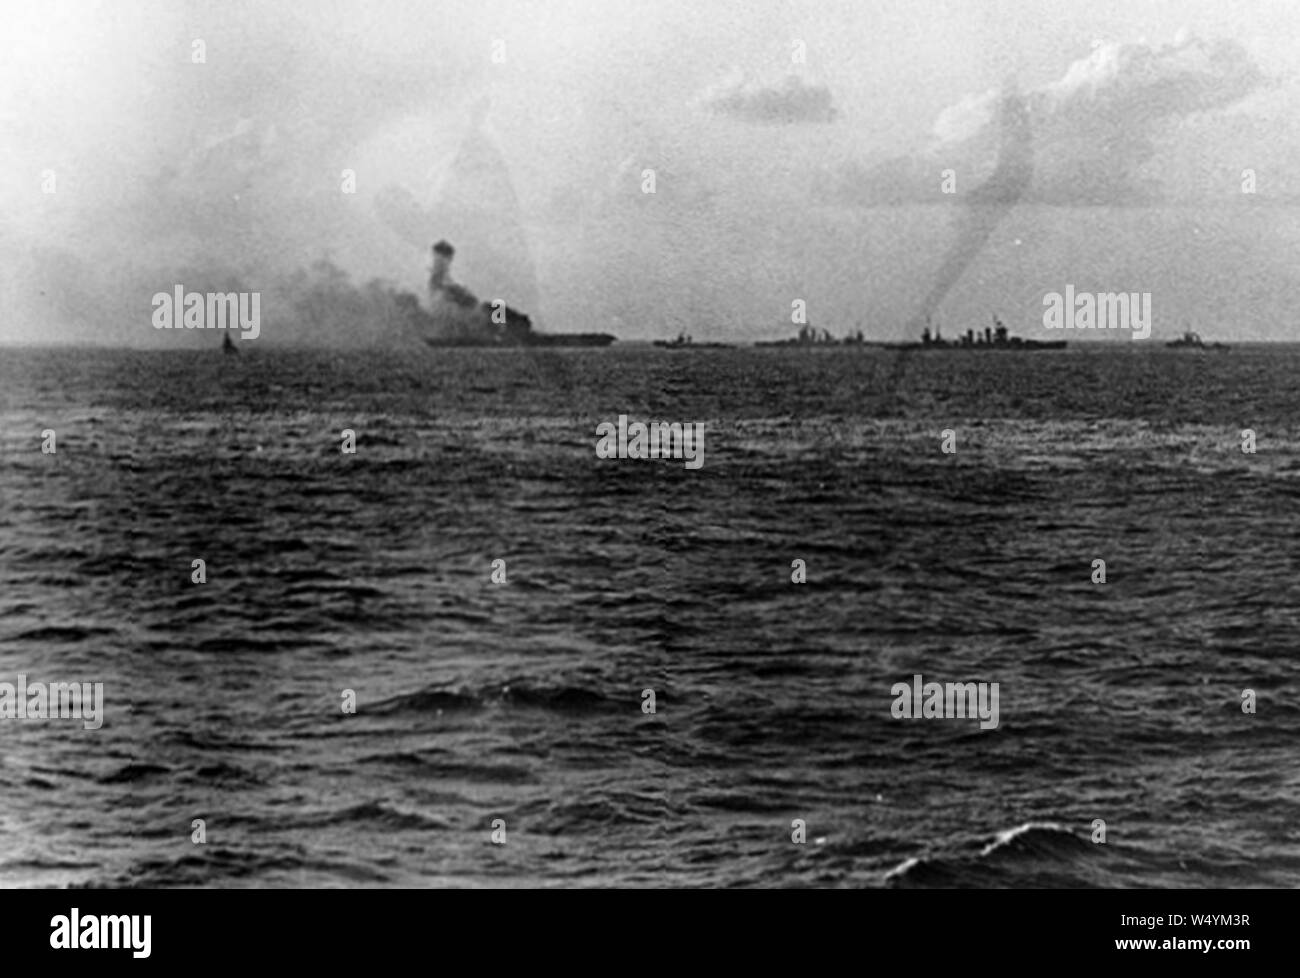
[1167,330,1228,350]
[653,333,734,349]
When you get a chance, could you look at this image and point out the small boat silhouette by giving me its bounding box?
[1166,330,1228,350]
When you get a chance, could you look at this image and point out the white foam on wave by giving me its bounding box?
[979,820,1068,857]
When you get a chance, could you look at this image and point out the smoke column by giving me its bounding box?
[876,88,1033,413]
[908,87,1034,330]
[432,99,540,323]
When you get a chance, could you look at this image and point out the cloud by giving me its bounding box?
[540,144,721,229]
[823,33,1268,207]
[698,72,837,125]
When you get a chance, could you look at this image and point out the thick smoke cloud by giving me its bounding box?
[0,1,486,345]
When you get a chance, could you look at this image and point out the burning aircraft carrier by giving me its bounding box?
[405,240,616,348]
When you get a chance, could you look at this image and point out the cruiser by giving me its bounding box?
[882,315,1066,350]
[755,325,866,347]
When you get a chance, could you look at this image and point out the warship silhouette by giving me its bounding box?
[407,240,616,348]
[881,315,1066,350]
[1166,330,1228,351]
[756,316,1065,350]
[653,332,734,349]
[755,325,866,347]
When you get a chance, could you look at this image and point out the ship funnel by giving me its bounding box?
[430,240,455,291]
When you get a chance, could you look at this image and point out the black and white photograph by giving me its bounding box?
[0,0,1292,958]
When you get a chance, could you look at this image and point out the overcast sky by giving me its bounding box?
[2,0,1298,344]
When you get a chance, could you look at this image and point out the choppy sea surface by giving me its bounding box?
[1,343,1298,888]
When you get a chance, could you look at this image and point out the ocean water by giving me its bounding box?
[1,343,1298,888]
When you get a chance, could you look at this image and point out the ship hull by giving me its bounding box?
[754,340,1068,350]
[653,341,734,349]
[423,332,616,348]
[413,240,617,348]
[754,340,869,347]
[880,340,1068,351]
[407,299,615,347]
